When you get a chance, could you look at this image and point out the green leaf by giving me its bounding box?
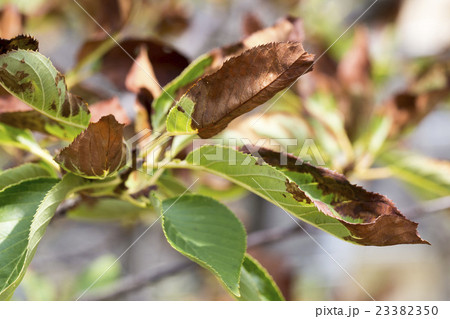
[180,145,428,246]
[237,254,284,301]
[380,150,450,199]
[165,95,198,135]
[152,54,213,130]
[0,163,52,191]
[0,174,89,300]
[0,49,90,139]
[161,194,246,295]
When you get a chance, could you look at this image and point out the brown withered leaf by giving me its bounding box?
[0,34,38,54]
[55,115,126,179]
[77,38,189,91]
[241,145,429,246]
[88,97,130,125]
[189,42,314,138]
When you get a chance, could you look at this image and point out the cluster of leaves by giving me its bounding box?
[0,9,448,300]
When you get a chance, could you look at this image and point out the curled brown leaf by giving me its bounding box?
[189,42,314,138]
[241,145,429,246]
[55,115,126,179]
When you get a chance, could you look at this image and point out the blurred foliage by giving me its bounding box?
[0,0,449,301]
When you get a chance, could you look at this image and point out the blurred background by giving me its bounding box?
[1,0,450,300]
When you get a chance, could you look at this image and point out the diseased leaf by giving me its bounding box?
[0,174,89,300]
[182,145,428,246]
[242,145,429,246]
[55,115,126,179]
[0,163,51,191]
[167,42,314,138]
[237,254,284,301]
[0,45,91,139]
[0,34,38,54]
[161,194,246,295]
